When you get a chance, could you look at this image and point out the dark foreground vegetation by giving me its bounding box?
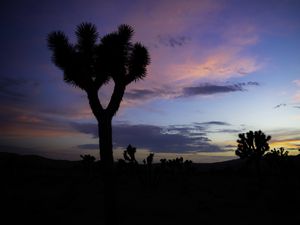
[1,152,300,225]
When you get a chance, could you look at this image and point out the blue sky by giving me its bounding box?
[0,0,300,162]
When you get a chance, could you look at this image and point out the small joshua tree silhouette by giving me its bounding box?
[265,147,289,171]
[80,154,96,163]
[235,130,271,180]
[123,144,137,163]
[235,130,271,160]
[143,153,154,165]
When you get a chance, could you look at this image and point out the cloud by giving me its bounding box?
[214,129,242,133]
[125,89,157,100]
[165,47,261,85]
[123,82,259,106]
[77,144,98,150]
[72,122,225,153]
[224,144,236,148]
[124,87,180,104]
[293,80,300,87]
[182,82,259,97]
[157,35,191,48]
[0,76,39,102]
[271,137,300,152]
[292,80,300,103]
[0,76,25,87]
[0,105,78,137]
[70,122,98,138]
[274,103,287,109]
[293,92,300,103]
[267,129,300,152]
[195,121,230,126]
[183,84,243,96]
[246,81,259,86]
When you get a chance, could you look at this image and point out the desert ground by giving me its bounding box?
[1,152,300,225]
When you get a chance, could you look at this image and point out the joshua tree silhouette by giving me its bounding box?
[235,130,271,160]
[235,130,271,180]
[47,23,150,167]
[48,23,150,225]
[123,144,137,163]
[265,147,289,172]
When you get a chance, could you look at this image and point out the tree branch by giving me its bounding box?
[107,80,126,116]
[86,87,104,121]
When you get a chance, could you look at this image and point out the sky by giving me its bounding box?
[0,0,300,162]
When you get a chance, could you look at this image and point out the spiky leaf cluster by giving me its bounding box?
[47,23,150,91]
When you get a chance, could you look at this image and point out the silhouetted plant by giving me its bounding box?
[48,23,150,168]
[183,159,193,171]
[48,23,150,225]
[146,153,154,165]
[265,147,289,172]
[80,154,96,163]
[235,130,271,160]
[159,157,193,174]
[160,158,167,163]
[139,153,157,187]
[235,130,271,184]
[160,158,167,169]
[116,158,126,172]
[123,144,137,164]
[269,147,289,158]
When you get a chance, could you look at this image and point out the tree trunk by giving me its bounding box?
[98,116,117,225]
[98,116,113,166]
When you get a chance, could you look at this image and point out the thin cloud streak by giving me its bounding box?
[182,83,243,96]
[274,103,287,109]
[125,81,259,104]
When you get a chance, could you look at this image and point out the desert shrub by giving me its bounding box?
[158,157,194,176]
[80,154,96,165]
[264,147,289,173]
[123,144,138,164]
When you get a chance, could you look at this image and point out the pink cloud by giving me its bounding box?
[167,48,260,85]
[293,92,300,103]
[0,104,91,138]
[293,80,300,87]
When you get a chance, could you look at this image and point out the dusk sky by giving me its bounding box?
[1,0,300,162]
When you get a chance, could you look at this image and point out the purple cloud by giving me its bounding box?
[182,82,259,97]
[73,122,224,153]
